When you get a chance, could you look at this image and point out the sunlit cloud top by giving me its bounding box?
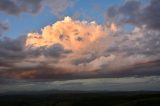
[26,16,106,50]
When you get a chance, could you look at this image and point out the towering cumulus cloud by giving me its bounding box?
[26,16,105,50]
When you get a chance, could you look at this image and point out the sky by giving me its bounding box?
[0,0,160,93]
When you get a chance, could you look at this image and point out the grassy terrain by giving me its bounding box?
[0,91,160,106]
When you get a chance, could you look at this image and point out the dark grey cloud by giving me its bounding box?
[106,0,160,30]
[1,57,160,80]
[43,43,72,57]
[0,37,70,60]
[0,0,75,16]
[0,37,73,81]
[0,0,20,15]
[0,37,25,61]
[100,60,160,78]
[0,0,43,15]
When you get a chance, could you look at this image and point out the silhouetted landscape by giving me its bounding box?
[0,91,160,106]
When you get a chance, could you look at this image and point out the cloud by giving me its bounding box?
[26,16,106,51]
[0,0,75,17]
[43,43,72,57]
[102,0,160,71]
[0,21,9,36]
[45,0,75,17]
[0,36,72,80]
[106,0,160,30]
[0,0,160,82]
[0,37,25,61]
[1,76,160,93]
[0,0,43,15]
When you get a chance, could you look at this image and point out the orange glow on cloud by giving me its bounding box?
[110,23,118,32]
[2,70,37,79]
[26,16,106,50]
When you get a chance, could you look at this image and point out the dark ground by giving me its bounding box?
[0,91,160,106]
